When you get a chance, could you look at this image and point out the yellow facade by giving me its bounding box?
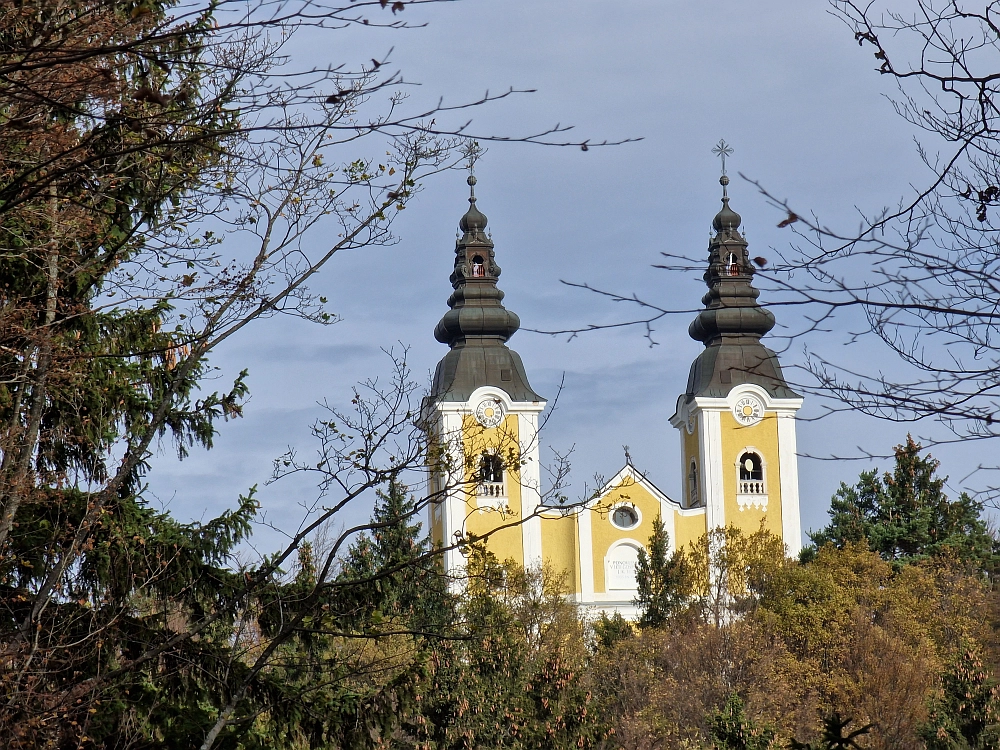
[539,467,712,611]
[720,411,783,538]
[430,389,799,618]
[674,505,710,546]
[589,483,658,594]
[540,513,578,589]
[447,413,527,567]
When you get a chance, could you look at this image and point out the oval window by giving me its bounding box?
[611,505,639,529]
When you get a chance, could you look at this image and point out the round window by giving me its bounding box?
[611,505,639,530]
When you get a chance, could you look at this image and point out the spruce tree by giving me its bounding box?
[810,436,998,570]
[340,477,452,629]
[633,512,691,628]
[921,641,1000,750]
[790,713,872,749]
[709,693,777,750]
[593,610,634,650]
[253,479,456,750]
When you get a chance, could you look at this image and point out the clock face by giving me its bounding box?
[474,398,504,428]
[733,394,764,426]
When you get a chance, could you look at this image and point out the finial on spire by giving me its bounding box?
[462,140,484,205]
[458,141,488,234]
[713,139,734,199]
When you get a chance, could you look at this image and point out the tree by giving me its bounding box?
[810,436,998,570]
[408,548,610,750]
[237,476,454,750]
[339,477,453,630]
[790,713,872,750]
[592,611,634,650]
[921,641,1000,750]
[0,1,625,746]
[687,523,787,626]
[709,692,778,750]
[0,354,438,749]
[634,512,691,628]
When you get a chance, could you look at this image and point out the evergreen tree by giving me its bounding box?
[410,548,611,750]
[810,436,998,570]
[709,693,777,750]
[0,2,571,745]
[593,611,634,650]
[790,713,872,749]
[253,478,456,750]
[523,651,609,750]
[340,477,452,629]
[921,641,1000,750]
[634,513,691,628]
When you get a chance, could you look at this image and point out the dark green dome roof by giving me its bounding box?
[684,175,797,401]
[426,175,542,404]
[459,175,488,232]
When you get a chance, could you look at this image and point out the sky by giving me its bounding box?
[145,0,978,554]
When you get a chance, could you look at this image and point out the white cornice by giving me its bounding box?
[671,384,802,425]
[431,385,546,415]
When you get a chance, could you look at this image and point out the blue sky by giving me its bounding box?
[145,0,979,552]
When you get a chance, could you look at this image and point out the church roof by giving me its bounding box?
[593,462,681,509]
[684,173,799,401]
[426,174,543,404]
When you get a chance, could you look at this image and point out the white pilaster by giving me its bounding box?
[518,411,543,568]
[777,412,802,556]
[700,409,726,531]
[439,409,465,580]
[577,504,595,601]
[679,425,690,509]
[660,497,677,552]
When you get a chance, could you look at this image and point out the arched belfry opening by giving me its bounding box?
[738,451,765,495]
[478,453,504,484]
[471,254,485,277]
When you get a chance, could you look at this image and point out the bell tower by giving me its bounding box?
[422,170,546,577]
[669,148,803,554]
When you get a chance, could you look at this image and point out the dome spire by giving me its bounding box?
[427,162,542,404]
[459,141,487,234]
[682,143,797,400]
[711,139,741,231]
[460,172,488,234]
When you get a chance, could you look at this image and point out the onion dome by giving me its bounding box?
[712,175,742,231]
[683,173,798,400]
[427,175,542,403]
[458,175,488,233]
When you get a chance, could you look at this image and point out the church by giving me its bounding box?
[420,164,803,618]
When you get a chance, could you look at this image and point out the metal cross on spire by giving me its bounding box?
[712,139,734,176]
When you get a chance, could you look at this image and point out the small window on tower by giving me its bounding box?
[688,459,700,506]
[471,255,485,277]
